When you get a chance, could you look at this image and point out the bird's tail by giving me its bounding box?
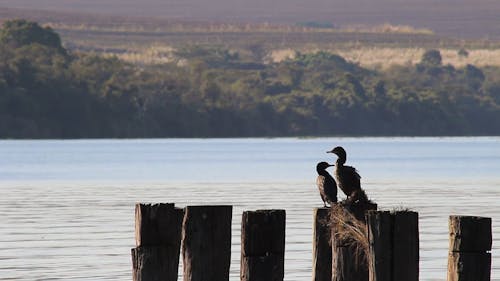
[352,189,368,203]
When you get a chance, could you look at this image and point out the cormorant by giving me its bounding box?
[316,162,338,207]
[327,146,368,204]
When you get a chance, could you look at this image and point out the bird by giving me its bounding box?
[327,146,367,204]
[316,161,338,207]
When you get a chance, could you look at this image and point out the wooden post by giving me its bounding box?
[366,211,393,281]
[131,203,184,281]
[182,205,233,281]
[392,211,419,281]
[313,208,331,281]
[366,211,419,281]
[331,202,377,281]
[447,216,492,281]
[240,209,286,281]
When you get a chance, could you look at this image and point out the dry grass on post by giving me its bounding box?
[329,204,370,267]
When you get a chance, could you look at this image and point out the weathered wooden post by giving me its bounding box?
[182,205,233,281]
[447,215,492,281]
[131,203,184,281]
[241,209,286,281]
[331,202,377,281]
[313,208,331,281]
[366,211,393,281]
[392,211,419,281]
[366,210,419,281]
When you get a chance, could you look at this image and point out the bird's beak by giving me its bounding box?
[328,164,335,167]
[326,150,333,153]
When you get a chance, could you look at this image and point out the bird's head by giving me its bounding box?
[327,146,347,162]
[316,161,334,172]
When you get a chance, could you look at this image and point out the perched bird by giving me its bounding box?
[316,162,338,207]
[327,146,367,204]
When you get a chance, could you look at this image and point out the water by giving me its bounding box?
[0,137,499,280]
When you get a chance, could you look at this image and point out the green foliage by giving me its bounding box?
[420,49,442,66]
[0,19,64,52]
[1,21,500,138]
[458,48,469,58]
[294,51,356,72]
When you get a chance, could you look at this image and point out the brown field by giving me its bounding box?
[2,6,500,68]
[1,0,500,39]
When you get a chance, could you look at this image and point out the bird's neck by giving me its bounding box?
[318,169,330,176]
[336,157,346,166]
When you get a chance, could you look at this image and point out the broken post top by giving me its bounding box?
[135,203,184,247]
[241,209,286,257]
[449,215,492,252]
[184,205,233,209]
[183,205,233,233]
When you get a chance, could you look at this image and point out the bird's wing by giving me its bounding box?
[345,165,361,179]
[316,175,327,202]
[344,165,361,188]
[324,174,338,203]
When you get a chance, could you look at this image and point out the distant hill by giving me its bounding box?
[1,0,500,39]
[1,20,500,138]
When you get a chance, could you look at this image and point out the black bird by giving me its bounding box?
[316,162,338,207]
[327,146,367,203]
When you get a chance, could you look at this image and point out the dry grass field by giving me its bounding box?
[335,48,500,69]
[102,44,500,69]
[2,0,500,39]
[2,6,500,68]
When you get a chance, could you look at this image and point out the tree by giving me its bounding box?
[420,49,442,66]
[0,19,65,52]
[464,64,485,91]
[1,20,499,137]
[458,48,469,58]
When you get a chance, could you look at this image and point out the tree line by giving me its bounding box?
[1,19,499,138]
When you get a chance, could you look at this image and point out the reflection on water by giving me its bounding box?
[0,138,499,280]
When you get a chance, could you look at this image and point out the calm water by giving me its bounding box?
[0,137,499,280]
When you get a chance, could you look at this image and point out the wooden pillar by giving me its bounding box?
[366,211,419,281]
[313,208,331,281]
[182,205,233,281]
[131,203,184,281]
[392,211,419,281]
[240,209,286,281]
[366,211,393,281]
[447,216,492,281]
[331,202,377,281]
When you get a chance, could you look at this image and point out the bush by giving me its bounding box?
[420,49,442,66]
[0,19,64,53]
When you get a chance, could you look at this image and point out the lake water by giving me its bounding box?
[0,137,499,280]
